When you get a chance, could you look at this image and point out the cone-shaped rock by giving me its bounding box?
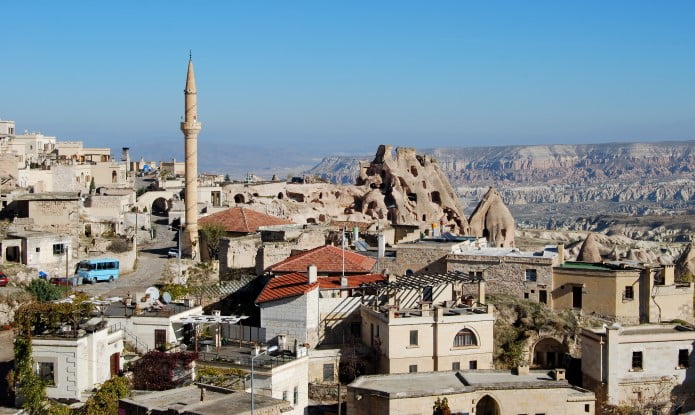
[577,233,602,262]
[675,243,695,280]
[468,186,515,247]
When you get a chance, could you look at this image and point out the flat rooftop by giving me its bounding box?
[15,192,80,201]
[452,247,556,259]
[556,261,641,271]
[122,385,291,414]
[104,301,195,318]
[349,370,591,398]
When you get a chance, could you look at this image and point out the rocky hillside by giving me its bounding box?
[308,141,695,241]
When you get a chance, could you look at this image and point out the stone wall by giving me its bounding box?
[447,254,554,301]
[389,244,450,275]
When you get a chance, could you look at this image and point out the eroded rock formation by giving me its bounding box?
[577,233,602,262]
[220,145,470,235]
[468,187,515,247]
[354,145,469,234]
[676,243,695,279]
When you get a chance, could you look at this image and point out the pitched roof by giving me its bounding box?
[199,207,293,233]
[267,245,376,274]
[255,272,318,304]
[317,274,386,289]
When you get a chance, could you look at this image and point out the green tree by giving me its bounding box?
[25,279,65,302]
[224,174,231,182]
[200,223,226,260]
[89,177,95,193]
[78,377,130,415]
[186,261,217,304]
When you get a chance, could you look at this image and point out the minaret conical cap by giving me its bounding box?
[185,58,196,93]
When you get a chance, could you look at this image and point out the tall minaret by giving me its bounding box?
[181,55,201,259]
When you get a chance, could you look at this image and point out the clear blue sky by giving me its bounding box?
[3,1,695,156]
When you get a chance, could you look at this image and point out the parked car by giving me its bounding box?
[0,272,8,287]
[50,276,79,286]
[167,248,179,259]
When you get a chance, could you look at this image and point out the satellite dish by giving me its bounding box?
[145,286,160,301]
[162,292,172,304]
[180,343,188,351]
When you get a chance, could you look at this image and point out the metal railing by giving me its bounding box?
[108,322,149,353]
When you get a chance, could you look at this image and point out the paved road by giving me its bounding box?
[78,219,177,298]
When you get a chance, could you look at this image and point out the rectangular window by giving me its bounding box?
[323,363,334,382]
[283,390,288,401]
[409,330,418,346]
[525,269,537,282]
[678,349,689,368]
[36,362,55,385]
[293,386,298,405]
[572,286,583,309]
[423,286,433,302]
[624,286,634,300]
[409,364,417,373]
[452,362,460,371]
[35,247,40,253]
[469,360,478,370]
[632,351,643,370]
[585,404,591,412]
[52,243,65,255]
[350,322,361,337]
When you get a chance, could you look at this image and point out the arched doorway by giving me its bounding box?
[476,395,500,415]
[152,197,169,215]
[532,337,569,369]
[234,194,245,204]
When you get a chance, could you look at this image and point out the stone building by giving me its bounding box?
[347,369,596,415]
[10,192,80,227]
[581,323,695,413]
[1,230,73,273]
[552,261,693,324]
[447,245,558,304]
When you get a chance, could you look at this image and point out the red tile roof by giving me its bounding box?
[267,245,377,274]
[256,273,386,304]
[317,274,386,289]
[199,207,293,233]
[256,272,318,304]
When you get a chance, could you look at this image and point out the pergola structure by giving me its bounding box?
[179,313,249,352]
[357,270,484,306]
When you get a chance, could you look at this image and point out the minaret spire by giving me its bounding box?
[181,55,202,259]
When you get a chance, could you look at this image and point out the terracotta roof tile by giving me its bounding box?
[199,207,293,233]
[256,273,318,304]
[267,245,376,274]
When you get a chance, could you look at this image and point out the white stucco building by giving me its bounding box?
[581,323,695,412]
[31,322,124,401]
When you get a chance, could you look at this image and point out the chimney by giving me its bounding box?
[477,279,486,305]
[557,243,565,264]
[516,364,530,376]
[340,275,348,287]
[308,265,318,284]
[551,368,566,381]
[378,234,386,258]
[663,264,675,285]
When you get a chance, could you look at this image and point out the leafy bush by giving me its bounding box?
[78,376,130,415]
[107,238,130,253]
[25,279,66,302]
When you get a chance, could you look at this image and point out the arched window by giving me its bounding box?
[454,329,477,347]
[112,170,118,183]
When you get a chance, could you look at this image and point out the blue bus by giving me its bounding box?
[75,258,120,284]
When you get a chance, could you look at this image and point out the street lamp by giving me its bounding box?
[251,345,278,414]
